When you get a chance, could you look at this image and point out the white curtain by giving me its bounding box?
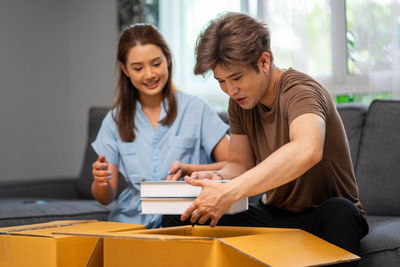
[159,0,242,112]
[345,0,400,99]
[159,0,400,106]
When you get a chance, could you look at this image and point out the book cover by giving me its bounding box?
[140,180,230,198]
[141,197,248,215]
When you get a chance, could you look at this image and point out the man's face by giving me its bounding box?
[213,64,268,110]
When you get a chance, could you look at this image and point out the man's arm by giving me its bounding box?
[181,113,325,226]
[166,135,231,181]
[167,134,255,180]
[217,133,256,178]
[171,133,255,181]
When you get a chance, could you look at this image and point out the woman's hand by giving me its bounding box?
[166,161,184,181]
[92,154,113,186]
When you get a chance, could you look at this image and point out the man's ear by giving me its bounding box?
[120,62,129,77]
[258,52,271,73]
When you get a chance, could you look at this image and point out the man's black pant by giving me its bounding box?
[162,197,369,267]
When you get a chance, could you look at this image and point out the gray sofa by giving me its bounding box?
[0,107,125,227]
[338,100,400,266]
[1,100,399,266]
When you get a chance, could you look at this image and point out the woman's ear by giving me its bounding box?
[258,52,271,73]
[120,62,129,77]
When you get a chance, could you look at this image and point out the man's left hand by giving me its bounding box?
[181,176,236,227]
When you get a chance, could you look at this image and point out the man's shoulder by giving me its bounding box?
[279,68,330,101]
[282,68,314,79]
[281,68,320,90]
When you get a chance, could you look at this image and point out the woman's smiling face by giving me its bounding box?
[121,44,169,99]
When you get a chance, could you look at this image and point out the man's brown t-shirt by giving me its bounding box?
[229,68,365,218]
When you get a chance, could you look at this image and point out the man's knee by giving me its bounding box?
[313,197,365,254]
[319,197,359,223]
[317,197,366,241]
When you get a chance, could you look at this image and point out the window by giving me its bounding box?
[159,0,241,112]
[119,0,159,31]
[158,0,399,107]
[263,0,332,77]
[343,0,400,103]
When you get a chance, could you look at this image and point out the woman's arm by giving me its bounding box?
[91,154,119,205]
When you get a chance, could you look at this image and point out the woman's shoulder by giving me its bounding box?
[175,91,209,108]
[100,108,118,128]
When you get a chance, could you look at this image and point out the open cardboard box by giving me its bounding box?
[0,220,144,267]
[55,225,360,267]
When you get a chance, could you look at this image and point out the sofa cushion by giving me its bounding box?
[359,215,400,266]
[336,103,368,167]
[0,198,112,227]
[0,177,79,199]
[355,100,400,216]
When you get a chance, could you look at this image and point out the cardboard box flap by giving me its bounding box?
[191,225,296,238]
[124,225,296,238]
[50,221,144,234]
[0,220,145,239]
[0,220,97,238]
[54,225,292,241]
[0,220,145,267]
[54,225,207,240]
[0,220,95,233]
[219,230,360,267]
[53,230,214,241]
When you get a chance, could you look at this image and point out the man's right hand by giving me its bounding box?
[92,154,112,186]
[188,171,222,180]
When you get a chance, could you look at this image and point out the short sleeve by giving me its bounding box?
[228,98,245,134]
[91,111,120,166]
[284,84,328,125]
[199,100,229,157]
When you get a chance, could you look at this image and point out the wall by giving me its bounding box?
[0,0,118,181]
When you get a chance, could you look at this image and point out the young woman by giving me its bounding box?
[91,24,229,228]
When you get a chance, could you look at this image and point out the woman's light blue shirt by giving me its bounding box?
[91,92,229,228]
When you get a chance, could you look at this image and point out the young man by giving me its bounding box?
[162,12,368,260]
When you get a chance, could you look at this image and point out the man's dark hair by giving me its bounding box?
[194,12,274,75]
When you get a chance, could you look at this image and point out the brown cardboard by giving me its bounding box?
[57,225,360,267]
[0,220,144,267]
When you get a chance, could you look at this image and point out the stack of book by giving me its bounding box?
[140,180,248,215]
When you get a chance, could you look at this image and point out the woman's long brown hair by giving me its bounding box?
[113,24,177,142]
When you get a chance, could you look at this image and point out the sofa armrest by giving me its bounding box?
[0,177,80,199]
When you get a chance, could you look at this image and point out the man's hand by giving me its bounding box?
[188,171,222,180]
[92,154,112,186]
[181,176,237,227]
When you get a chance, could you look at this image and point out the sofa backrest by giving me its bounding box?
[355,99,400,216]
[336,103,368,168]
[77,107,127,199]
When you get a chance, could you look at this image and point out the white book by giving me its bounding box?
[141,197,248,215]
[140,180,231,198]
